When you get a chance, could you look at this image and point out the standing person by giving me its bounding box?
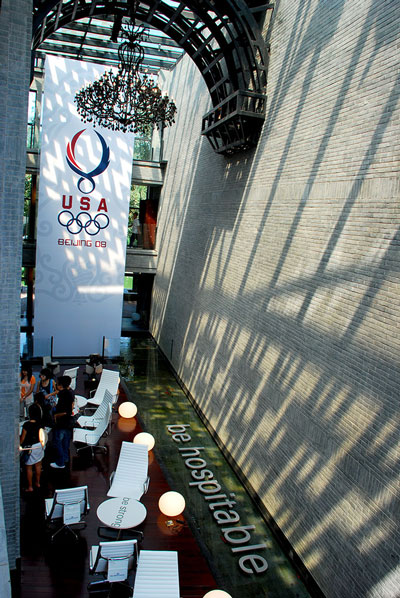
[36,368,58,426]
[128,212,141,248]
[20,363,36,419]
[20,403,44,492]
[36,368,57,403]
[50,375,74,469]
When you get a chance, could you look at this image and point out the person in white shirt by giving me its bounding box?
[129,212,141,247]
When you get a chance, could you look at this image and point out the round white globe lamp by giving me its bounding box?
[203,591,233,598]
[134,432,155,451]
[158,491,186,517]
[118,402,138,418]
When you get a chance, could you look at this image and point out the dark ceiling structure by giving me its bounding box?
[32,1,272,155]
[33,15,185,74]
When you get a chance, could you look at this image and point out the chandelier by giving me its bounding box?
[74,23,177,135]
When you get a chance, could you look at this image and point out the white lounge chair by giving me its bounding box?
[73,403,111,457]
[63,366,79,391]
[86,353,103,376]
[89,539,138,593]
[75,368,119,410]
[76,389,114,429]
[45,485,89,542]
[42,355,60,376]
[133,550,179,598]
[107,441,149,501]
[86,368,120,407]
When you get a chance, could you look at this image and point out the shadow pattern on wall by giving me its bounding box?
[152,0,400,596]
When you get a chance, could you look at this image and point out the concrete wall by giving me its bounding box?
[0,0,32,566]
[151,1,400,597]
[125,249,158,274]
[0,484,11,596]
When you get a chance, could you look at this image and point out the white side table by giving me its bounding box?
[97,497,147,538]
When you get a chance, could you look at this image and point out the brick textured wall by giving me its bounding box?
[151,1,400,597]
[0,0,32,567]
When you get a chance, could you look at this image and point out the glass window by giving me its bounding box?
[133,136,153,161]
[27,90,37,149]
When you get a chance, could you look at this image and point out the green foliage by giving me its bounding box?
[24,175,32,198]
[129,184,146,214]
[133,136,152,161]
[24,175,32,219]
[124,275,133,290]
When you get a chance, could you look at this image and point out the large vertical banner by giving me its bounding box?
[34,56,134,357]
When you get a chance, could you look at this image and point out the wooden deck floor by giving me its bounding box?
[14,369,216,598]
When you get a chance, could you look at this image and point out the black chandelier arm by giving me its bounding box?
[118,24,148,71]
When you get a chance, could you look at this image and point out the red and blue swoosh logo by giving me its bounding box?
[66,129,110,193]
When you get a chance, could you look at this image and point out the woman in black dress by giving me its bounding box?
[20,403,44,492]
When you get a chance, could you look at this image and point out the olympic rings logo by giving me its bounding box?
[58,211,110,236]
